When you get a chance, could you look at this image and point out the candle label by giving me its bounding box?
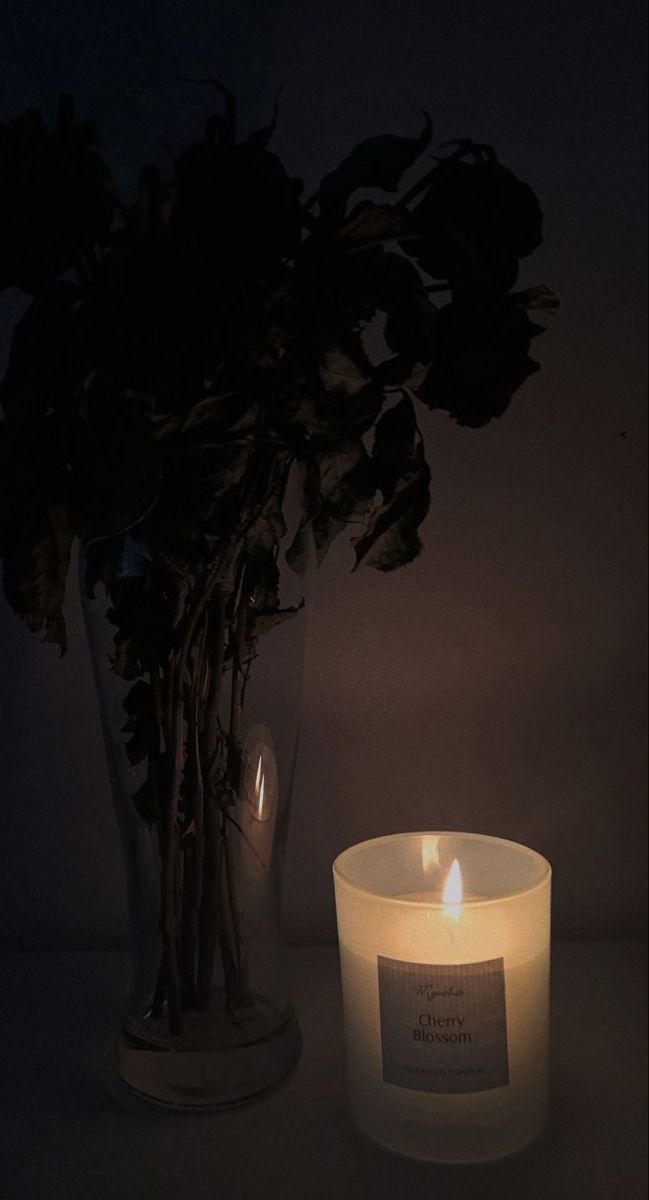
[377,955,509,1093]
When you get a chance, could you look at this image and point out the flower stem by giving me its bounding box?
[195,591,229,1011]
[180,616,207,1007]
[161,560,234,1034]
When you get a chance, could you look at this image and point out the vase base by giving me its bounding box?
[114,1003,302,1109]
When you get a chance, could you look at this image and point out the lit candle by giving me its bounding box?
[333,832,551,1163]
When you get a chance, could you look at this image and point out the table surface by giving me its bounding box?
[0,941,646,1200]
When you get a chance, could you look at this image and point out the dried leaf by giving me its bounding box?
[0,280,86,421]
[318,350,370,396]
[510,283,559,312]
[250,598,305,637]
[0,97,115,293]
[248,84,285,149]
[71,383,161,543]
[287,439,374,573]
[317,440,375,520]
[284,521,314,577]
[341,201,410,244]
[121,679,156,765]
[131,779,158,826]
[352,396,431,572]
[318,112,433,225]
[2,502,73,653]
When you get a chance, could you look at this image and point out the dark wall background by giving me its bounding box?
[0,0,646,948]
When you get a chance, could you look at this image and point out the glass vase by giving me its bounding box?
[80,532,312,1108]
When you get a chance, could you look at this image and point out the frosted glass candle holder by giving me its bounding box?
[333,831,551,1163]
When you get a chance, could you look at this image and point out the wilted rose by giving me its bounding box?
[415,297,543,426]
[408,145,543,294]
[171,140,303,285]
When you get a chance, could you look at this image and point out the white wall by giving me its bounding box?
[268,0,648,941]
[0,0,646,946]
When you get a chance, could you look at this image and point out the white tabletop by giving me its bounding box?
[0,941,646,1200]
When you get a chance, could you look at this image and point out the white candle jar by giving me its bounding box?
[333,832,551,1163]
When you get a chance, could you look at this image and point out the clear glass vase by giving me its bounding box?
[80,532,312,1108]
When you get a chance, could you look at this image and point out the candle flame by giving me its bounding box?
[442,859,463,907]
